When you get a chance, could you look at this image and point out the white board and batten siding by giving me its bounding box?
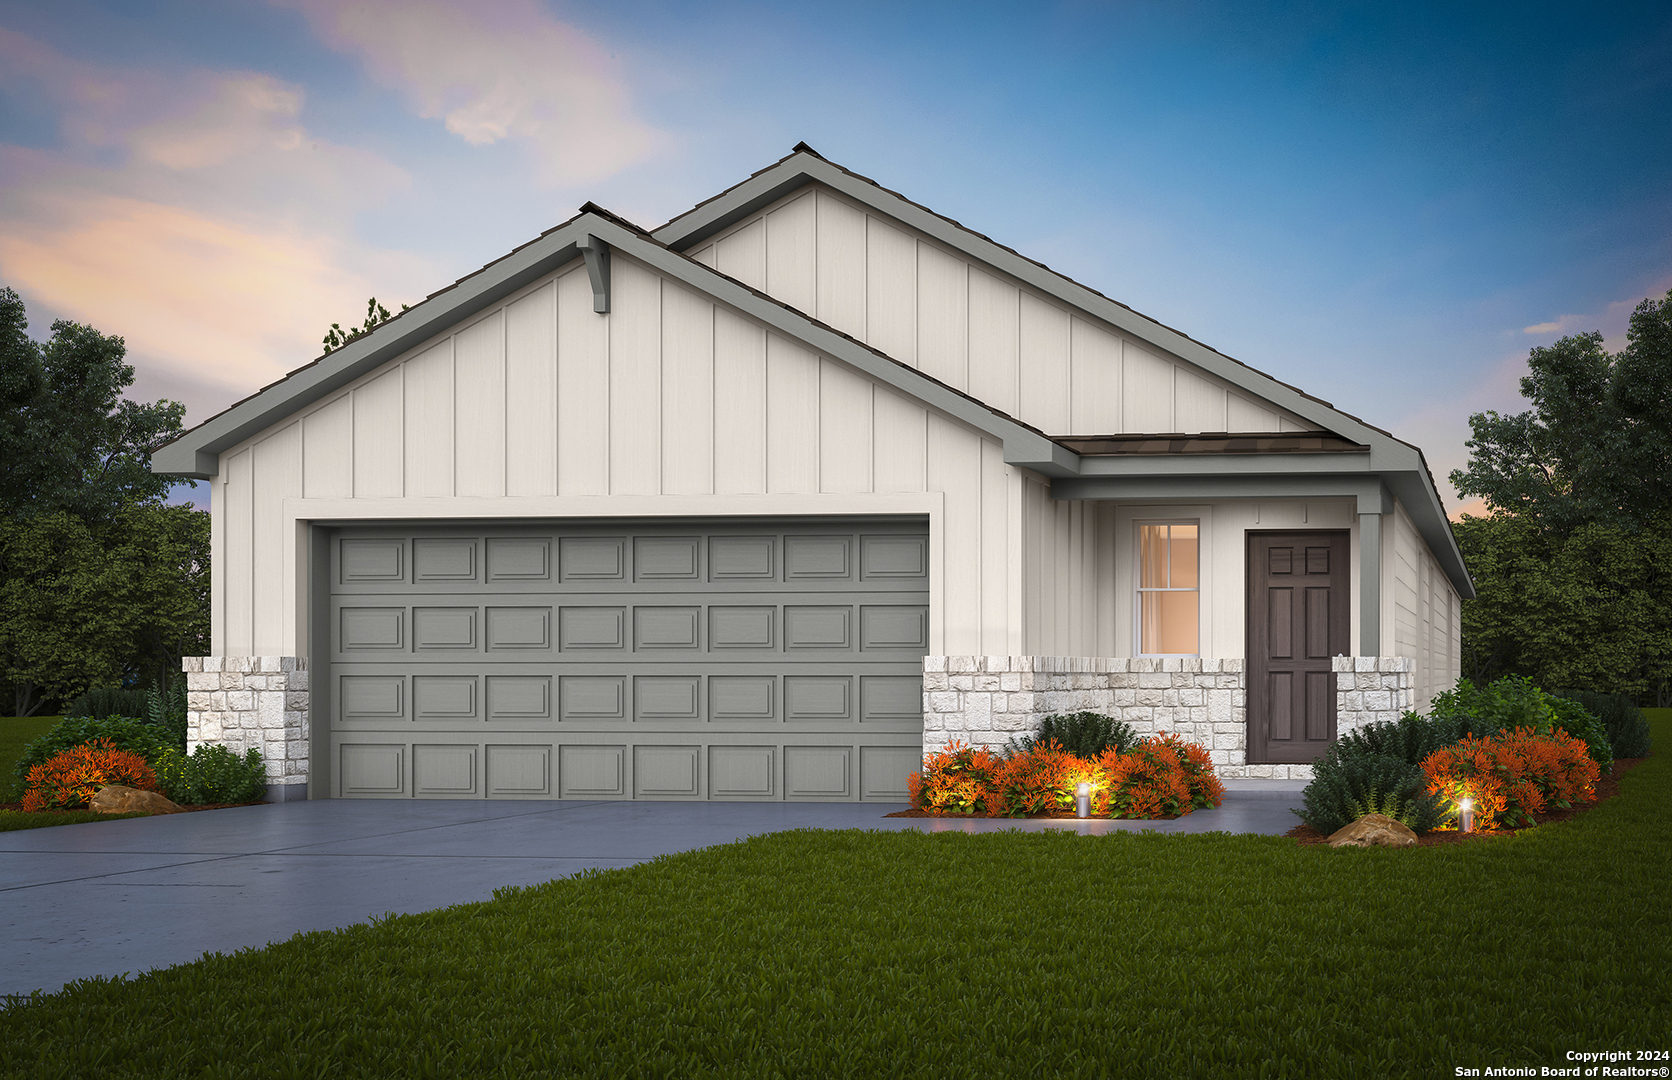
[210,254,1018,661]
[688,185,1320,438]
[1391,502,1462,710]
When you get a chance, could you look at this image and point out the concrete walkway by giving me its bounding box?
[1,783,1306,999]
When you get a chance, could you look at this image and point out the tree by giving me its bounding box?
[1,287,208,714]
[1451,288,1672,707]
[1449,289,1672,538]
[1455,512,1672,706]
[321,296,408,355]
[0,506,209,716]
[0,287,189,524]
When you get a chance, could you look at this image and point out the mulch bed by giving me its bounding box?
[885,807,1185,820]
[0,799,265,814]
[884,757,1647,841]
[1285,756,1646,846]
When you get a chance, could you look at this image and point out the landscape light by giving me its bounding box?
[1460,797,1474,834]
[1076,781,1091,819]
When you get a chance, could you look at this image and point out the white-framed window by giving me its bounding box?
[1136,521,1199,655]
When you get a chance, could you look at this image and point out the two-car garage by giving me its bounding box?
[318,518,929,801]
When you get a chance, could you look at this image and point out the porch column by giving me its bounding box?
[1357,486,1390,656]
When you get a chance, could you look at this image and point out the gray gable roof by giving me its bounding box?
[151,146,1471,598]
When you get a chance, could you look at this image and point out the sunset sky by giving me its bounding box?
[2,1,1669,514]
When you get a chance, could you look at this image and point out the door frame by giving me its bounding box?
[1244,529,1350,764]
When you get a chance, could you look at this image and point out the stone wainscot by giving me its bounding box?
[922,655,1415,781]
[182,656,309,801]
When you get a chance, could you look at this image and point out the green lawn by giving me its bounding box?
[0,715,61,802]
[0,717,1665,1078]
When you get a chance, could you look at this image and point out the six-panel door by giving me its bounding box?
[1245,531,1350,764]
[324,519,929,800]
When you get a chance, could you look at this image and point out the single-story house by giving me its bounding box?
[153,144,1473,802]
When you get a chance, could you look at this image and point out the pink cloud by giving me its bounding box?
[0,30,435,422]
[274,0,666,185]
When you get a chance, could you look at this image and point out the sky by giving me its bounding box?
[2,0,1669,516]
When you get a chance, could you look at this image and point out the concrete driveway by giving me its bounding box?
[1,781,1305,999]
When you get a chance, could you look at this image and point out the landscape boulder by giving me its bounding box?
[90,785,185,815]
[1326,813,1418,848]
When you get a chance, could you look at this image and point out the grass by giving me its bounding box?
[0,808,146,830]
[0,717,1665,1078]
[0,715,62,802]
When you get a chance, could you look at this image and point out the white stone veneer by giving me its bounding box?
[182,656,309,799]
[923,655,1415,781]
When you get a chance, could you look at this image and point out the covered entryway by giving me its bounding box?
[1245,531,1349,763]
[319,518,928,800]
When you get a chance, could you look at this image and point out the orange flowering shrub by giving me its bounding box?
[1420,726,1599,830]
[990,741,1087,816]
[908,741,1005,815]
[1097,733,1226,818]
[909,733,1224,818]
[21,739,159,812]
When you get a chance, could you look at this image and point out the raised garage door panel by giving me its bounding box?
[324,519,927,800]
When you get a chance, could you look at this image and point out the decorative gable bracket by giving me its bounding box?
[577,234,611,314]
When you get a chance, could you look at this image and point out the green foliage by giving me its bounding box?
[1300,751,1445,835]
[1449,289,1672,537]
[146,680,189,754]
[153,745,267,805]
[0,714,61,802]
[12,716,182,792]
[1,716,1667,1075]
[1331,709,1471,766]
[66,686,151,720]
[0,504,209,715]
[1431,675,1612,771]
[1554,689,1654,759]
[0,286,188,525]
[1005,711,1137,758]
[321,297,409,354]
[1454,510,1672,706]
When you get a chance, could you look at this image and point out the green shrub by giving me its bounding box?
[1299,751,1444,835]
[64,687,151,721]
[12,717,180,792]
[1554,689,1654,759]
[145,680,189,753]
[153,745,267,805]
[1007,712,1137,758]
[1332,710,1470,767]
[1429,675,1612,772]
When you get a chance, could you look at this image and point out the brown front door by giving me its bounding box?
[1246,531,1349,763]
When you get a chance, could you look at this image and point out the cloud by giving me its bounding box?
[0,30,435,422]
[0,192,420,396]
[1522,320,1563,334]
[274,0,665,185]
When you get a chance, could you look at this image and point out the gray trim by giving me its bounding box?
[1051,474,1391,514]
[579,234,611,313]
[307,523,332,800]
[263,782,309,804]
[653,150,1474,599]
[149,233,593,478]
[1359,512,1383,655]
[575,217,1073,477]
[150,154,1472,601]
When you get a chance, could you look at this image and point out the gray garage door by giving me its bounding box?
[321,518,928,800]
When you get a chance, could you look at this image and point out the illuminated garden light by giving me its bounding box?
[1460,797,1475,833]
[1076,781,1091,819]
